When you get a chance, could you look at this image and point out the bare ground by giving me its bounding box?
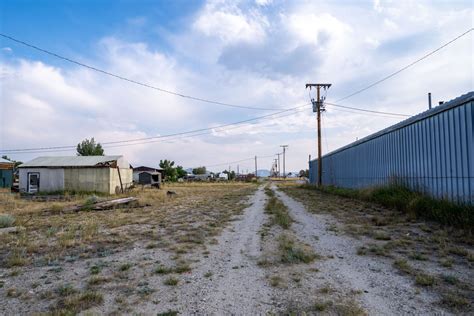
[1,182,472,315]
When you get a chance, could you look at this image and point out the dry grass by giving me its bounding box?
[0,182,258,313]
[279,183,474,314]
[0,183,256,269]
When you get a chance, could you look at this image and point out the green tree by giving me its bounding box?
[192,166,207,175]
[223,170,236,180]
[159,159,177,181]
[176,165,187,179]
[76,138,104,156]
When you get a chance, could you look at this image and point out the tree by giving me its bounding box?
[192,166,207,175]
[176,165,187,179]
[223,170,236,180]
[159,159,177,181]
[76,138,104,156]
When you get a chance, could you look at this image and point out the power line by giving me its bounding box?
[204,154,275,170]
[324,102,410,117]
[334,28,473,102]
[0,104,311,154]
[0,33,277,111]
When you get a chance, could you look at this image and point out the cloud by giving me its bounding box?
[192,1,268,44]
[1,0,472,173]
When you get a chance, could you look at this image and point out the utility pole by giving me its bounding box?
[306,83,331,186]
[280,145,288,178]
[237,164,239,175]
[276,153,281,178]
[273,159,278,177]
[255,156,258,178]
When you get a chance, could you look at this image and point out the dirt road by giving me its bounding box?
[154,185,276,314]
[274,186,445,315]
[1,183,471,314]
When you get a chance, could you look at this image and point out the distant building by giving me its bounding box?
[133,166,162,188]
[18,156,132,194]
[0,158,15,188]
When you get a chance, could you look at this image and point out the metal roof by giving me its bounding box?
[319,91,474,159]
[0,158,14,164]
[18,156,123,168]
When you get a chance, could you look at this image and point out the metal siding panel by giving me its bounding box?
[449,109,456,201]
[467,102,474,203]
[311,97,472,204]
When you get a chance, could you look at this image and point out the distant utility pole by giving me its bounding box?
[280,145,288,178]
[255,156,258,178]
[237,165,239,175]
[276,153,281,178]
[306,83,331,186]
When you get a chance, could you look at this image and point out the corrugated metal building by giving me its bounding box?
[0,158,15,188]
[309,92,474,204]
[18,156,133,194]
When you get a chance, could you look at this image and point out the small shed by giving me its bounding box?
[0,158,15,188]
[18,156,132,194]
[133,166,162,187]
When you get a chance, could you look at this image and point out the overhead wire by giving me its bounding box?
[334,28,473,103]
[324,102,410,117]
[0,104,311,154]
[0,33,276,111]
[2,28,471,155]
[204,154,274,168]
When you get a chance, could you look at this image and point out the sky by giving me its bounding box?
[0,0,473,173]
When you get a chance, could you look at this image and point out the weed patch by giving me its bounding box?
[278,234,317,264]
[265,194,292,229]
[303,184,474,230]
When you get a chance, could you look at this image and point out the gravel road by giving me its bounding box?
[155,184,277,315]
[274,186,447,315]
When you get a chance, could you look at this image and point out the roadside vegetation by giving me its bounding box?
[305,184,474,231]
[279,182,474,313]
[0,182,257,314]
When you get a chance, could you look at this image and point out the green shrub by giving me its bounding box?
[0,214,15,228]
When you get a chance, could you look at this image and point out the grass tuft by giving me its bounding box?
[415,273,435,286]
[278,234,317,264]
[163,276,179,286]
[265,193,292,229]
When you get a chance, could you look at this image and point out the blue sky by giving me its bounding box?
[0,0,472,172]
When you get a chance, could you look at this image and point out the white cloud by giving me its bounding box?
[0,0,472,172]
[192,1,267,44]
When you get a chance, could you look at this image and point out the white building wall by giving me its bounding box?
[19,168,65,193]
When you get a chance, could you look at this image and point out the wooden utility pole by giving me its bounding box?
[305,83,331,186]
[276,153,281,178]
[254,156,258,178]
[280,145,288,178]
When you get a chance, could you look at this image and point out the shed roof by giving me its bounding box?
[0,158,15,164]
[18,156,124,168]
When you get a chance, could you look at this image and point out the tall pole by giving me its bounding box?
[276,153,281,178]
[306,83,331,187]
[280,145,288,178]
[316,86,322,186]
[255,155,258,178]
